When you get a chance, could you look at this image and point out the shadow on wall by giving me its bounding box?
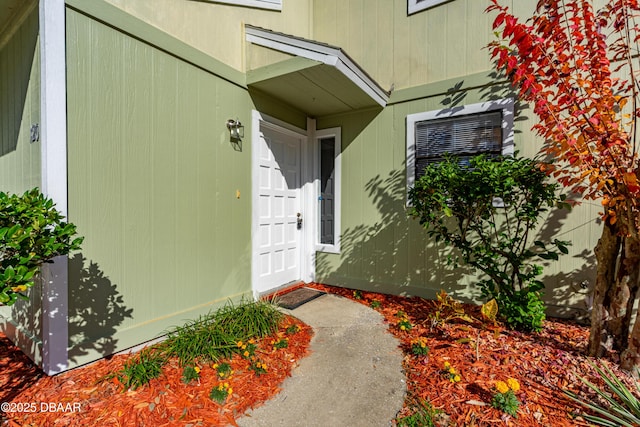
[67,253,133,362]
[318,76,596,313]
[0,7,38,156]
[316,168,475,301]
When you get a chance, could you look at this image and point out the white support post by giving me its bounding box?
[39,0,69,375]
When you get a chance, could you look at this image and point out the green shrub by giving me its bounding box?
[0,189,83,305]
[408,154,570,331]
[496,288,546,332]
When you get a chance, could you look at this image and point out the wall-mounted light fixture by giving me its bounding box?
[226,119,244,140]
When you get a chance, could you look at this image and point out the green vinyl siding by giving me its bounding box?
[0,4,40,194]
[316,78,600,320]
[0,3,43,362]
[66,8,253,367]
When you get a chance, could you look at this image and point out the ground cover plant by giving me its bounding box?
[0,299,312,426]
[309,284,640,426]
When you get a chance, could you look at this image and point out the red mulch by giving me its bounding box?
[2,285,639,426]
[0,316,312,426]
[308,283,639,426]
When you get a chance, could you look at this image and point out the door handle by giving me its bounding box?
[297,213,302,229]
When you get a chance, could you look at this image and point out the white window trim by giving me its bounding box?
[406,98,515,203]
[206,0,281,11]
[315,128,341,254]
[408,0,450,15]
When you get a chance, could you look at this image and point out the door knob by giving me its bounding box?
[297,213,302,229]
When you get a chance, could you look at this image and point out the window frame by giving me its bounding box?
[406,98,515,202]
[206,0,282,11]
[315,128,341,254]
[408,0,450,15]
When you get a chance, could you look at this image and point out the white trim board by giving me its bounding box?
[203,0,281,11]
[245,25,389,108]
[39,0,69,375]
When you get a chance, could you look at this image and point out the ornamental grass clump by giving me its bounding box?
[564,360,640,427]
[492,378,521,417]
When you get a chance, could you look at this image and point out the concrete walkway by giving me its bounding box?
[237,293,406,427]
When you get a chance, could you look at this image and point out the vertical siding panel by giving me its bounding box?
[151,50,178,317]
[444,1,467,79]
[174,61,198,306]
[121,38,153,322]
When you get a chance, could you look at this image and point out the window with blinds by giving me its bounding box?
[406,98,514,202]
[414,110,503,180]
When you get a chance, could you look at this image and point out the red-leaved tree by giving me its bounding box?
[487,0,640,372]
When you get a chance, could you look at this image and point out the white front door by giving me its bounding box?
[253,122,303,294]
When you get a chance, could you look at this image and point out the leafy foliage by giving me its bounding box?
[0,189,83,305]
[487,0,640,365]
[564,360,640,427]
[408,154,569,331]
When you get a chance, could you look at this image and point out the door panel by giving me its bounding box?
[255,124,301,292]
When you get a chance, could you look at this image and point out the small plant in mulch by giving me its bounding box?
[237,339,257,359]
[396,311,413,332]
[491,378,521,417]
[286,324,301,335]
[441,361,461,383]
[353,290,363,299]
[272,338,289,349]
[369,299,382,309]
[410,337,429,356]
[117,348,165,390]
[213,362,233,379]
[209,382,233,404]
[429,290,475,330]
[396,398,443,427]
[250,360,268,376]
[181,365,201,384]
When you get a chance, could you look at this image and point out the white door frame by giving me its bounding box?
[251,111,317,297]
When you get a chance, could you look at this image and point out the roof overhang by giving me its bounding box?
[245,25,389,117]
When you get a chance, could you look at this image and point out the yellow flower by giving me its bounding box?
[227,387,233,395]
[507,378,520,392]
[448,367,456,374]
[400,325,406,330]
[213,363,218,369]
[243,351,250,357]
[249,339,256,344]
[236,341,243,347]
[224,382,229,388]
[495,381,509,394]
[242,344,247,350]
[453,375,461,383]
[194,367,201,373]
[443,361,451,369]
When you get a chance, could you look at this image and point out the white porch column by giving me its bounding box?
[39,0,69,375]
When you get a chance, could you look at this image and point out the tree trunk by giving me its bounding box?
[588,222,621,356]
[619,236,640,374]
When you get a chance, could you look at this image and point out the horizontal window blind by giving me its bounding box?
[415,111,502,179]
